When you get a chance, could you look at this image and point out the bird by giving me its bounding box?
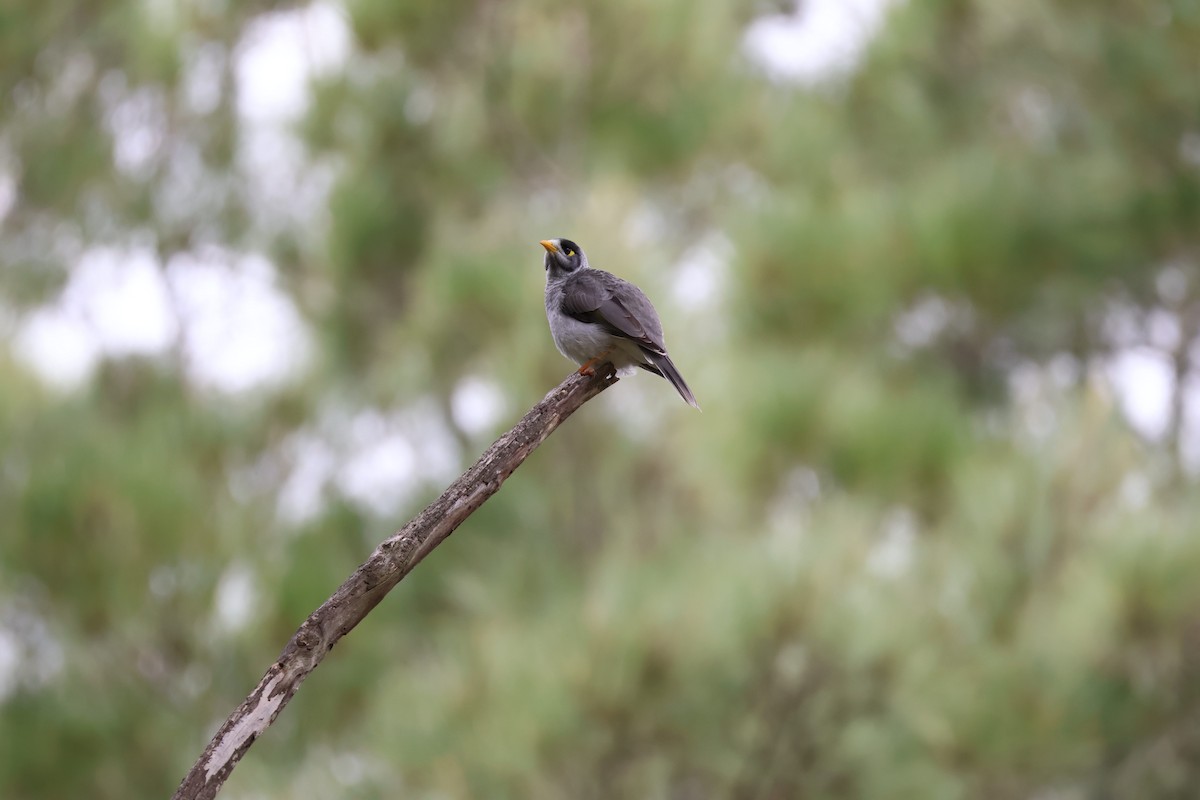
[540,237,700,409]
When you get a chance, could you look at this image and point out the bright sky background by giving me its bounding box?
[0,0,1190,695]
[744,0,897,83]
[14,0,897,391]
[7,0,1183,459]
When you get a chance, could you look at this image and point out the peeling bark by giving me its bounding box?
[172,367,619,800]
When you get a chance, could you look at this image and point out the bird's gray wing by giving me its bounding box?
[560,270,667,353]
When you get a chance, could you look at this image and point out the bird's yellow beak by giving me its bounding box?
[539,240,558,253]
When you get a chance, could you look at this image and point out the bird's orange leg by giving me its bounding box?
[577,349,613,376]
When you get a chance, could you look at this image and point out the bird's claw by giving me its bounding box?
[578,350,613,377]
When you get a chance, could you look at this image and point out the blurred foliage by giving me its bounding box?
[2,0,1200,798]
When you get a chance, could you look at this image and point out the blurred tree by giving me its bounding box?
[2,0,1200,798]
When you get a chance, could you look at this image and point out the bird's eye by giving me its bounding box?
[566,249,576,257]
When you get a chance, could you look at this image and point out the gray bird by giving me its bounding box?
[540,238,699,409]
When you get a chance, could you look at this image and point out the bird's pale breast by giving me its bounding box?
[545,283,645,375]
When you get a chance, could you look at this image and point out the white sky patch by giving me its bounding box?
[66,248,179,353]
[213,562,260,635]
[1145,308,1181,351]
[166,251,310,393]
[867,506,916,578]
[0,170,16,222]
[15,311,101,387]
[14,247,177,386]
[1102,302,1141,348]
[236,2,351,123]
[106,86,167,178]
[401,401,466,483]
[183,41,226,116]
[276,432,338,524]
[275,399,464,523]
[894,295,954,350]
[1181,374,1200,473]
[14,247,308,393]
[235,4,349,233]
[239,124,334,233]
[0,627,19,700]
[1105,347,1174,441]
[671,232,732,312]
[337,410,420,516]
[601,375,672,439]
[0,603,65,700]
[451,376,508,436]
[744,0,898,84]
[622,202,668,249]
[331,401,461,516]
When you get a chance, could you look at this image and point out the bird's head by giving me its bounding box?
[539,238,588,276]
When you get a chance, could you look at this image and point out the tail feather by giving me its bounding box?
[643,350,700,410]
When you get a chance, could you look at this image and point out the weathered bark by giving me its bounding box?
[172,366,619,800]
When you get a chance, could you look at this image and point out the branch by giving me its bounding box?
[172,366,619,800]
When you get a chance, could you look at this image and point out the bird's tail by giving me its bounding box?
[642,350,701,410]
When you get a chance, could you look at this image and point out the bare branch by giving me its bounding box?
[172,366,619,800]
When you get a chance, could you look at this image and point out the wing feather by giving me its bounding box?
[559,270,666,352]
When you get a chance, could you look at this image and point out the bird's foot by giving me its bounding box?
[577,350,612,377]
